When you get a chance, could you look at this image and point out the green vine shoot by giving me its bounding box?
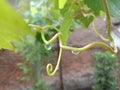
[30,0,118,76]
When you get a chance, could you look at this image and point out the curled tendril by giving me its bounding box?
[30,24,117,76]
[41,31,61,44]
[46,63,54,76]
[102,0,117,52]
[60,41,116,54]
[92,20,110,42]
[91,0,117,52]
[29,24,60,32]
[46,48,62,76]
[29,24,61,45]
[29,0,118,77]
[82,13,110,42]
[29,24,43,30]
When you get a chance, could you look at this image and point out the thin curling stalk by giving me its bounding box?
[41,31,61,44]
[93,20,110,42]
[46,48,62,76]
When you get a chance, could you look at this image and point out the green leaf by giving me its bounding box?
[107,0,120,18]
[59,0,67,9]
[60,0,73,16]
[60,13,72,45]
[84,0,120,18]
[75,14,94,28]
[84,0,104,15]
[51,9,60,20]
[0,0,33,50]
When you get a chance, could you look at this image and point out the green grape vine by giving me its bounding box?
[30,0,118,76]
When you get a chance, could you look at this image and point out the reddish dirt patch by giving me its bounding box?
[0,50,30,90]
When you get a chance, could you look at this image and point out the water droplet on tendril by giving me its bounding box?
[72,50,80,55]
[44,44,52,50]
[110,42,113,47]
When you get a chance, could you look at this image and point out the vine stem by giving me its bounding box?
[92,20,110,42]
[41,31,61,44]
[57,39,64,90]
[29,24,60,32]
[60,41,116,54]
[102,0,117,52]
[102,0,112,40]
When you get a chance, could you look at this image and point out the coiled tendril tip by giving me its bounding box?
[46,48,62,76]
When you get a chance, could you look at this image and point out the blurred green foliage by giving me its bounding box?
[15,35,53,90]
[13,0,54,89]
[32,80,51,90]
[93,52,119,90]
[17,0,58,26]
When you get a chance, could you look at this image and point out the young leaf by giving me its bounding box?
[60,13,72,45]
[75,14,94,28]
